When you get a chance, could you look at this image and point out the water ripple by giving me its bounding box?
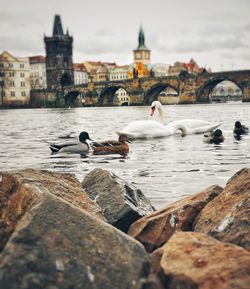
[1,103,250,209]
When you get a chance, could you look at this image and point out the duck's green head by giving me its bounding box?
[213,129,223,137]
[79,131,92,142]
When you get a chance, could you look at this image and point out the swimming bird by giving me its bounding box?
[233,121,249,135]
[116,100,221,139]
[91,134,130,156]
[49,131,92,153]
[203,129,225,145]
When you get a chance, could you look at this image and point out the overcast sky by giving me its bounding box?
[0,0,249,72]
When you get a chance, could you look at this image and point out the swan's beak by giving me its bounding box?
[150,106,155,116]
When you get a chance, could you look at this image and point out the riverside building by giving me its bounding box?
[73,63,89,85]
[109,65,130,105]
[0,51,30,107]
[29,56,47,89]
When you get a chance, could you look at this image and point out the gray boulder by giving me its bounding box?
[82,168,155,232]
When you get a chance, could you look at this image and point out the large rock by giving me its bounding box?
[0,169,149,289]
[0,169,102,251]
[128,185,223,252]
[194,168,250,251]
[150,232,250,289]
[81,168,155,232]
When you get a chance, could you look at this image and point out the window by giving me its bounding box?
[0,63,3,68]
[20,72,25,78]
[10,80,15,87]
[11,91,15,97]
[9,63,14,68]
[9,72,14,77]
[20,81,25,87]
[136,52,141,59]
[21,91,26,97]
[20,64,25,68]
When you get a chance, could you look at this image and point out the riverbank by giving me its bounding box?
[0,167,249,289]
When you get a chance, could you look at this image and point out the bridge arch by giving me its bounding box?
[98,85,131,106]
[144,83,179,105]
[64,89,81,107]
[196,75,243,103]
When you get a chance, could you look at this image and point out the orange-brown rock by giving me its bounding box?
[0,169,149,289]
[150,232,250,289]
[0,169,102,251]
[194,168,250,251]
[128,185,223,252]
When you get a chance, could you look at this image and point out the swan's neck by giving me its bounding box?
[177,124,188,135]
[158,106,164,123]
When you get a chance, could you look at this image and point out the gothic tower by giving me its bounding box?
[44,15,74,89]
[133,26,151,65]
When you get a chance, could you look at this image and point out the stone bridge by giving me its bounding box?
[63,70,250,106]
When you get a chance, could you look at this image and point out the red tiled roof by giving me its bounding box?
[29,55,46,63]
[73,63,87,71]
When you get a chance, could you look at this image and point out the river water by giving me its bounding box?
[0,103,249,209]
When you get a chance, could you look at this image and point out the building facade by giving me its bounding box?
[109,65,129,81]
[109,65,130,105]
[128,62,150,79]
[114,88,130,106]
[29,56,47,89]
[44,15,74,89]
[0,51,30,107]
[168,58,205,75]
[150,63,170,77]
[96,65,109,82]
[73,63,89,85]
[83,61,116,82]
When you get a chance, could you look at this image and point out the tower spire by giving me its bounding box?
[137,25,147,50]
[53,15,64,36]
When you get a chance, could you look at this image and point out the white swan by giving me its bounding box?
[116,101,221,139]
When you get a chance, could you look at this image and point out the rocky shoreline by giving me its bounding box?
[0,167,249,289]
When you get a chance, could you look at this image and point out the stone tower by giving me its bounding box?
[133,26,151,65]
[44,15,74,89]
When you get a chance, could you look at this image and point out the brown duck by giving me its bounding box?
[91,134,130,156]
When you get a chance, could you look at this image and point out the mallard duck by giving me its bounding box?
[203,129,225,145]
[91,134,130,156]
[234,121,249,135]
[49,131,92,153]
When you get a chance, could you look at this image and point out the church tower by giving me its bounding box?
[44,15,74,89]
[133,26,151,65]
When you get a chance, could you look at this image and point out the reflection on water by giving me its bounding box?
[0,103,250,209]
